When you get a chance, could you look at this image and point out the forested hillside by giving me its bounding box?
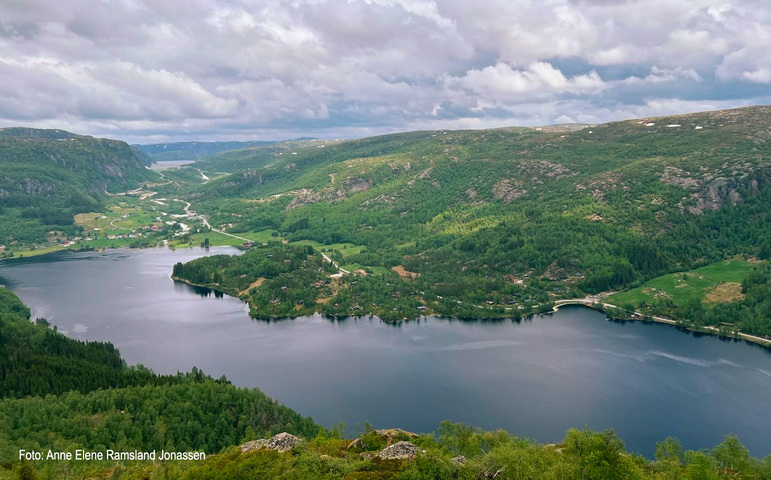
[0,128,156,245]
[173,107,771,332]
[0,287,322,477]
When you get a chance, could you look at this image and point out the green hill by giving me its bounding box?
[175,106,771,330]
[0,127,156,245]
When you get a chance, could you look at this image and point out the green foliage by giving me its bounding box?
[164,107,771,331]
[0,378,321,462]
[0,288,322,477]
[0,128,155,245]
[0,288,177,398]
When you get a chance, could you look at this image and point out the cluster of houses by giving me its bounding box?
[106,232,145,240]
[55,236,93,247]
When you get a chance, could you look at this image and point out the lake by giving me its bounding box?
[2,246,770,458]
[147,160,195,169]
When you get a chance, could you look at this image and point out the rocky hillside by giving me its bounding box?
[0,127,156,244]
[0,127,153,196]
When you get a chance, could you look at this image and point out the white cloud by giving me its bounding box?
[742,68,771,83]
[445,62,605,99]
[0,0,768,141]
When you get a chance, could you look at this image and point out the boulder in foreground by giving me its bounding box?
[240,432,301,453]
[377,441,421,460]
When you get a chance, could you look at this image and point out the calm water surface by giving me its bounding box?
[2,247,770,458]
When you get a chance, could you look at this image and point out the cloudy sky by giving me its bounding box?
[1,0,770,143]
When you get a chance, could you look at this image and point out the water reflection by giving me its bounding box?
[1,247,770,459]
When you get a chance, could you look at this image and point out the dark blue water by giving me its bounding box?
[2,247,770,458]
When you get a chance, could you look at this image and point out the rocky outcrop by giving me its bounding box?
[377,441,421,460]
[660,166,700,189]
[347,428,418,450]
[286,188,346,210]
[493,179,526,202]
[18,178,55,196]
[267,432,301,452]
[686,177,743,215]
[239,432,301,453]
[374,428,417,442]
[662,163,771,215]
[687,177,744,215]
[451,455,467,465]
[240,439,268,452]
[344,177,373,193]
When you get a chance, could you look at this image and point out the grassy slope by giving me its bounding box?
[607,258,757,308]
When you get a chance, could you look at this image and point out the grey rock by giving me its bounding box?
[344,176,373,192]
[266,432,301,453]
[240,439,268,452]
[239,432,302,453]
[451,455,467,465]
[377,441,421,460]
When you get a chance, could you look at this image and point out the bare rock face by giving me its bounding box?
[239,433,301,453]
[451,455,467,465]
[377,441,421,460]
[686,177,743,215]
[344,177,373,192]
[18,178,55,196]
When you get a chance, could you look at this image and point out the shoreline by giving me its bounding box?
[173,273,771,349]
[7,246,771,349]
[551,300,771,349]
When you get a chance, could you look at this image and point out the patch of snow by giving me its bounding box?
[645,122,655,126]
[666,124,681,127]
[695,126,703,130]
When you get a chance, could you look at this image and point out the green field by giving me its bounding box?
[607,258,756,309]
[340,263,390,275]
[289,240,365,256]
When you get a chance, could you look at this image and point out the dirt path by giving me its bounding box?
[239,277,265,295]
[320,251,349,274]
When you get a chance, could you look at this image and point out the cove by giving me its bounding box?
[1,246,770,458]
